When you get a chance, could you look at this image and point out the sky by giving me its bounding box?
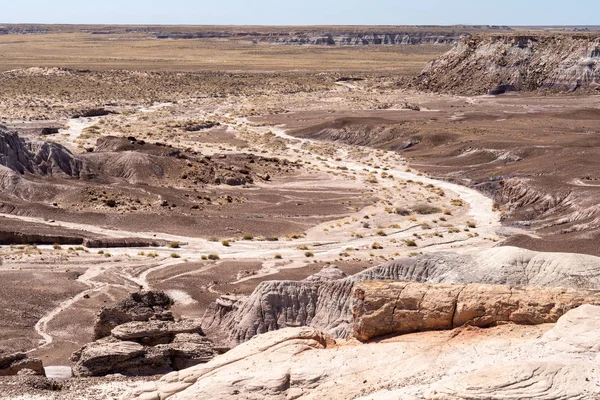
[1,0,599,26]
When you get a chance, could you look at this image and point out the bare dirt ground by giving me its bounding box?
[0,27,598,398]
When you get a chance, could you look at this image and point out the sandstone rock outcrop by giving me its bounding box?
[71,330,215,377]
[416,34,600,94]
[74,292,216,377]
[127,305,600,400]
[126,327,334,400]
[93,291,174,340]
[111,320,204,345]
[202,247,600,345]
[0,351,45,377]
[352,281,600,341]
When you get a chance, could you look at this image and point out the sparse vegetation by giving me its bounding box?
[412,204,442,215]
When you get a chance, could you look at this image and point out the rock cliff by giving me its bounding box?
[127,305,600,400]
[352,280,600,341]
[202,247,600,345]
[416,34,600,94]
[0,126,83,177]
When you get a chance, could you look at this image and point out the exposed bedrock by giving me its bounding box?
[417,34,600,94]
[0,125,84,177]
[71,322,216,377]
[128,305,600,400]
[202,247,600,345]
[0,351,45,377]
[73,291,218,377]
[93,291,174,340]
[352,280,600,341]
[0,129,295,206]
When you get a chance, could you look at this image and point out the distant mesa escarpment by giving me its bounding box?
[150,26,512,45]
[416,34,600,94]
[156,31,463,45]
[0,24,513,45]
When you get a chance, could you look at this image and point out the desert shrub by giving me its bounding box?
[305,251,314,258]
[169,241,180,249]
[222,240,230,247]
[208,254,220,260]
[171,253,181,258]
[405,239,418,247]
[243,234,254,240]
[412,204,442,215]
[274,253,282,259]
[395,208,411,216]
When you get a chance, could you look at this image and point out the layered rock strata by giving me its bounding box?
[352,280,600,341]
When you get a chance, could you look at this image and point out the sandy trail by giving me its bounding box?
[52,116,102,151]
[270,126,500,235]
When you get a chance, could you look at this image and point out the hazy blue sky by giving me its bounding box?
[2,0,599,26]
